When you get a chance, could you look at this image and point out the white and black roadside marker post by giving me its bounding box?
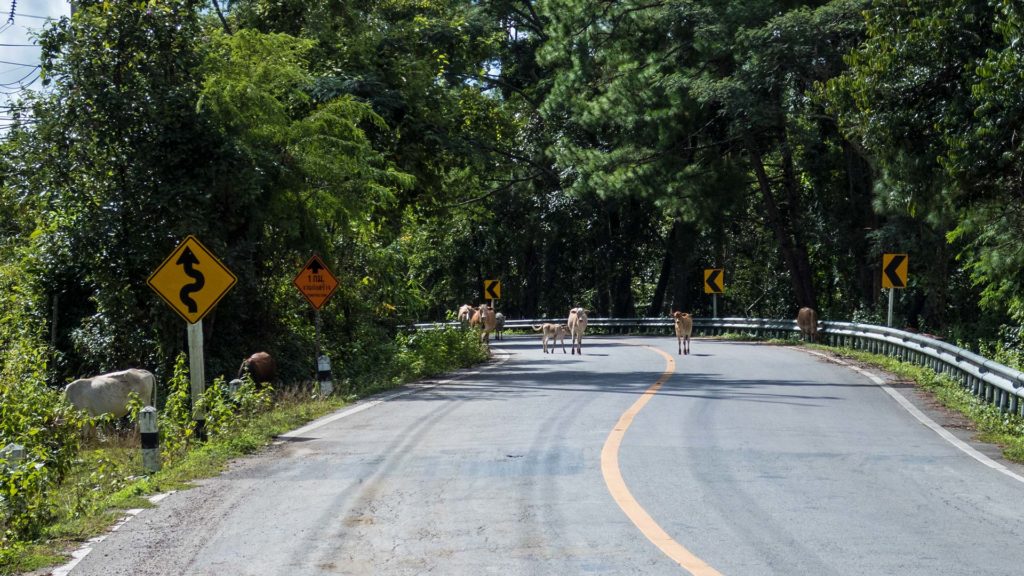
[317,353,333,397]
[140,406,161,473]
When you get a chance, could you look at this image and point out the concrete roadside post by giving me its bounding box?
[139,406,161,473]
[317,355,333,396]
[1,443,25,468]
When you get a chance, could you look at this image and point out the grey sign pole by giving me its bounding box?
[188,321,206,441]
[887,289,895,328]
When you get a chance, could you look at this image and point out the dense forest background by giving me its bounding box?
[3,0,1024,388]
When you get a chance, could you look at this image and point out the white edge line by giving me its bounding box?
[51,492,174,576]
[52,350,511,575]
[807,349,1024,485]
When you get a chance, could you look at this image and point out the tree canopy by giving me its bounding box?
[0,0,1022,390]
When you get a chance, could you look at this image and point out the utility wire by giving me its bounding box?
[0,65,38,87]
[14,13,56,21]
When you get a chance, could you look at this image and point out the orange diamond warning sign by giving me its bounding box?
[294,255,339,310]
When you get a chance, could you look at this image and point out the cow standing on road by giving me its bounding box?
[673,311,693,355]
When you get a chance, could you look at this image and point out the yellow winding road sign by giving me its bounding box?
[148,236,237,324]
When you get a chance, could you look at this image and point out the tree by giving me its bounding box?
[825,0,1000,332]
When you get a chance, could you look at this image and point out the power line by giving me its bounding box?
[0,65,38,87]
[14,13,57,21]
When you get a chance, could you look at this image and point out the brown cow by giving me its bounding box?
[532,323,569,353]
[494,312,506,340]
[796,307,819,343]
[238,352,277,384]
[672,311,693,355]
[457,304,474,326]
[476,304,498,345]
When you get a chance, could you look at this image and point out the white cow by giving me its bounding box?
[64,368,156,418]
[568,307,589,355]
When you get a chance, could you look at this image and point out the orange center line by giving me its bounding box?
[600,345,724,576]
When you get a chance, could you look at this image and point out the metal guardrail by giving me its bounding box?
[412,317,1024,417]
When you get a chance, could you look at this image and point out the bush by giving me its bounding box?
[0,334,87,547]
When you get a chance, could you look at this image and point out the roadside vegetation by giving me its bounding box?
[5,0,1024,572]
[0,325,487,574]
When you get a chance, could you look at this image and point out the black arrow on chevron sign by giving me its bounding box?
[485,280,500,300]
[705,269,723,293]
[884,254,907,288]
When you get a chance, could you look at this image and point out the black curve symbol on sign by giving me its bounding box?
[706,270,723,293]
[485,281,500,300]
[176,247,205,314]
[884,254,907,287]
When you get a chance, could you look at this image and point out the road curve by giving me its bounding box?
[59,337,1024,576]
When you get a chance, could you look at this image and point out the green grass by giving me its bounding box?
[4,395,345,575]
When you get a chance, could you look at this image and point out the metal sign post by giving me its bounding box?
[148,236,237,441]
[882,254,908,328]
[294,255,339,394]
[483,279,501,310]
[887,289,895,328]
[187,321,206,440]
[704,269,724,318]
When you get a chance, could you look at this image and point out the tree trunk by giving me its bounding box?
[647,223,676,316]
[669,221,698,314]
[747,135,817,311]
[843,140,879,309]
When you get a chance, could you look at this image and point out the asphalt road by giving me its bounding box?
[57,336,1024,575]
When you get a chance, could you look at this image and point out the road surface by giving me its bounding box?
[57,337,1024,575]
